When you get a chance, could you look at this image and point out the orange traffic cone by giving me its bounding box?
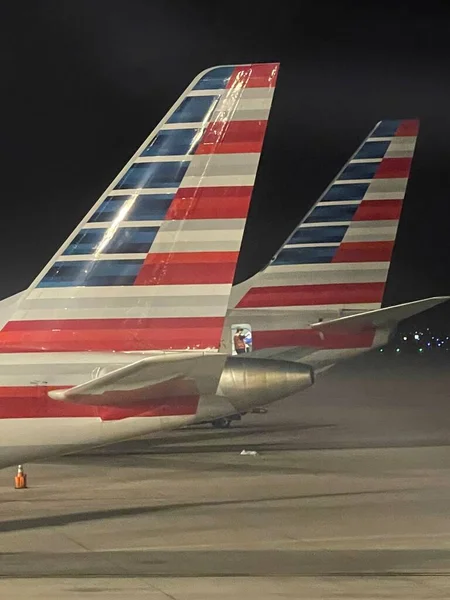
[14,465,27,489]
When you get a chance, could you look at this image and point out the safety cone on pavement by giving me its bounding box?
[14,465,27,489]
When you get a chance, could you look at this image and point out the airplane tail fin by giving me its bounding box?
[2,63,279,353]
[233,119,419,314]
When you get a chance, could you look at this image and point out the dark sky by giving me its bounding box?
[1,2,450,326]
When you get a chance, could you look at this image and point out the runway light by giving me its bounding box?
[395,348,400,353]
[403,336,407,341]
[414,334,420,341]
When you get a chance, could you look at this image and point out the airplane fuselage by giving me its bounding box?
[0,352,313,468]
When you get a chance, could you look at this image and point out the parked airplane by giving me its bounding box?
[0,63,446,470]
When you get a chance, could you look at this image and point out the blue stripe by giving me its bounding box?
[167,96,219,124]
[339,162,379,180]
[287,225,348,245]
[63,227,159,256]
[372,120,401,137]
[273,247,336,265]
[193,66,234,90]
[89,194,174,223]
[355,141,390,159]
[38,276,137,288]
[141,129,201,157]
[304,204,359,223]
[38,260,143,288]
[322,183,369,202]
[115,161,189,190]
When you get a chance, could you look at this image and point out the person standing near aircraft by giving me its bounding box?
[234,328,246,354]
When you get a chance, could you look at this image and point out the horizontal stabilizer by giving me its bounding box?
[48,352,226,407]
[310,296,450,334]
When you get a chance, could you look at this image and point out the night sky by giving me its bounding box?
[2,2,450,325]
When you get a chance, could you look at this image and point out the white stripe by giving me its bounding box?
[343,225,398,242]
[367,136,393,142]
[188,89,225,96]
[13,305,228,321]
[284,243,340,248]
[350,158,382,164]
[242,309,379,331]
[264,262,390,273]
[107,188,178,196]
[57,253,148,262]
[0,352,148,366]
[363,192,405,200]
[161,218,246,231]
[299,222,351,227]
[367,177,408,188]
[135,155,193,163]
[27,284,231,299]
[154,229,243,243]
[150,240,242,253]
[254,269,389,287]
[386,139,416,150]
[214,97,272,112]
[234,303,381,317]
[319,201,360,206]
[334,179,373,184]
[182,174,257,187]
[82,220,162,229]
[162,122,203,130]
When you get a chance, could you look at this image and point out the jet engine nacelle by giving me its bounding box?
[217,356,314,412]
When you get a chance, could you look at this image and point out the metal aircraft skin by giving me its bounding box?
[0,63,446,469]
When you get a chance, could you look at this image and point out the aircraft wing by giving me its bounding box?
[48,352,227,408]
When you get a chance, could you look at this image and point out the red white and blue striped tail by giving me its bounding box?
[1,63,279,353]
[232,119,419,313]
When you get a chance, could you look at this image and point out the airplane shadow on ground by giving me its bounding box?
[73,423,338,456]
[0,488,410,533]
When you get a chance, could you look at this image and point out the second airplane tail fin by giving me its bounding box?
[232,119,419,315]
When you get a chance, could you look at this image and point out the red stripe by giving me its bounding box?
[395,120,419,137]
[3,316,224,332]
[0,386,199,419]
[374,157,412,179]
[226,63,279,89]
[253,328,375,350]
[136,263,236,285]
[166,186,253,220]
[236,282,385,308]
[332,241,394,263]
[196,120,268,155]
[135,251,238,285]
[0,318,224,352]
[352,199,403,221]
